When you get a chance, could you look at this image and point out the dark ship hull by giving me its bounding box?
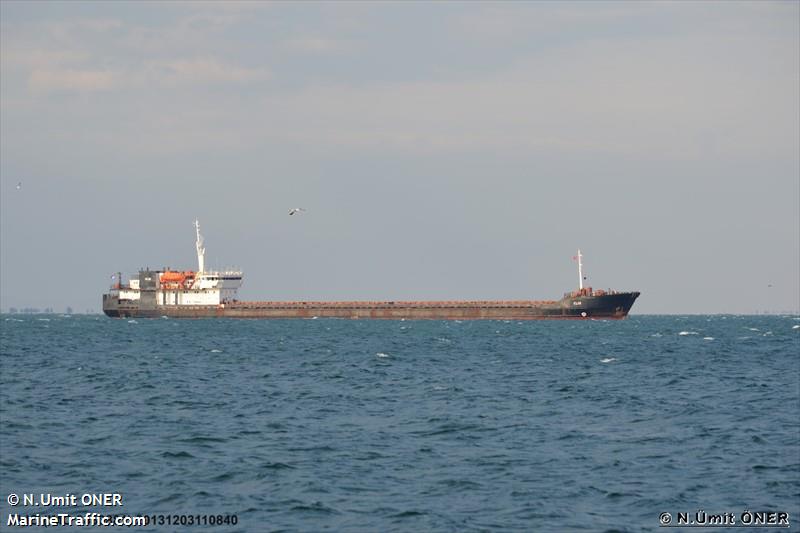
[103,290,640,320]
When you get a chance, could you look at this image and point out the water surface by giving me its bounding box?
[1,315,798,531]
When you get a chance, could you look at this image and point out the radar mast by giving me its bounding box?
[195,219,205,274]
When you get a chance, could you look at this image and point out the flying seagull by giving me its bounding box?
[16,182,22,190]
[288,208,306,216]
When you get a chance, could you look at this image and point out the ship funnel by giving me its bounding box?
[195,219,205,274]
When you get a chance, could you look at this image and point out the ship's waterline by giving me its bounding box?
[102,221,640,320]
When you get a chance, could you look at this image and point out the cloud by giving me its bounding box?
[121,12,239,55]
[1,46,118,93]
[2,3,796,161]
[29,68,117,92]
[13,52,267,93]
[143,58,270,87]
[281,36,352,54]
[1,48,88,70]
[1,10,272,94]
[246,28,797,161]
[453,3,633,42]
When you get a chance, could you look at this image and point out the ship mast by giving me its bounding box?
[195,219,205,274]
[576,249,584,290]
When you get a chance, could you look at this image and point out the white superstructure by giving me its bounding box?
[110,220,243,307]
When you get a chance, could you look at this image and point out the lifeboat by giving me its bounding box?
[160,271,186,283]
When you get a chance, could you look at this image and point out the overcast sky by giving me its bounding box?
[1,1,798,314]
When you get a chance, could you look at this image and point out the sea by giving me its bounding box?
[1,314,798,532]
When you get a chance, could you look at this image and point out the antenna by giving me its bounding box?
[576,249,584,290]
[195,219,205,274]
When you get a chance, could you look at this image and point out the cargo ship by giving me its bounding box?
[102,221,640,320]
